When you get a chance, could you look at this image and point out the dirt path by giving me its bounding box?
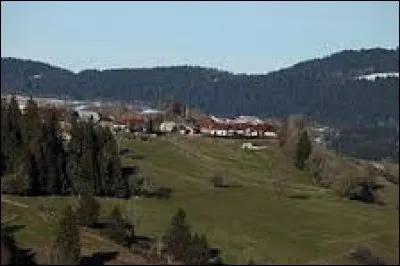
[1,197,29,208]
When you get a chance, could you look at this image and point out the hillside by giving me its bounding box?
[1,48,399,161]
[1,136,399,265]
[1,48,398,122]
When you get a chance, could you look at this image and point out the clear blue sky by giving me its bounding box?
[1,1,399,74]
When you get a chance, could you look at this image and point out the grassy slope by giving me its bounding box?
[1,199,148,265]
[1,135,399,264]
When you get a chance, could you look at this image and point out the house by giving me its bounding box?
[210,124,230,137]
[178,124,198,135]
[99,120,114,129]
[76,110,100,123]
[371,162,385,171]
[235,116,264,125]
[264,131,278,138]
[159,121,177,133]
[197,117,216,134]
[113,124,129,134]
[197,115,278,139]
[242,142,268,150]
[114,114,145,133]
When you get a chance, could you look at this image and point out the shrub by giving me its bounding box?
[348,245,386,265]
[155,187,172,199]
[103,206,135,247]
[247,258,256,265]
[348,183,376,203]
[211,174,226,188]
[272,177,286,199]
[119,148,131,155]
[76,196,100,227]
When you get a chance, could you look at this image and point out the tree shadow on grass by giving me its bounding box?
[1,225,37,265]
[1,224,26,234]
[80,251,119,265]
[287,194,310,200]
[13,248,37,266]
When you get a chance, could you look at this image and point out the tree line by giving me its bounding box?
[1,96,131,198]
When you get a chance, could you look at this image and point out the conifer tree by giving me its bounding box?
[66,118,84,195]
[295,130,312,170]
[22,96,41,144]
[25,150,41,195]
[52,205,81,265]
[164,208,192,261]
[76,195,100,227]
[106,205,127,245]
[7,95,23,173]
[1,98,10,175]
[186,233,210,265]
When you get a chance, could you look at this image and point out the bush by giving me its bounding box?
[210,175,226,188]
[119,148,131,155]
[247,258,256,265]
[348,183,376,203]
[155,187,172,199]
[76,196,100,227]
[272,177,286,199]
[348,245,386,265]
[103,206,135,248]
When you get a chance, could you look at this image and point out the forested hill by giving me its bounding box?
[1,47,399,127]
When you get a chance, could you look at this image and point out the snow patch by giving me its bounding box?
[356,72,399,81]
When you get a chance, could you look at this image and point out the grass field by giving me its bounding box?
[1,135,399,264]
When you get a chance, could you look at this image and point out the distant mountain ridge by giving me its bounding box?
[1,47,399,125]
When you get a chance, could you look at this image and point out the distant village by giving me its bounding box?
[1,93,336,146]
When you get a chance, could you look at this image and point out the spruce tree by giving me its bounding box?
[164,208,192,261]
[109,205,124,225]
[66,118,84,195]
[7,95,23,173]
[22,96,41,144]
[1,98,9,175]
[295,130,312,170]
[25,150,41,196]
[52,205,81,265]
[186,233,210,265]
[107,205,126,245]
[76,195,100,227]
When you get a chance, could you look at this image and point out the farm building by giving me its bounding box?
[197,116,277,139]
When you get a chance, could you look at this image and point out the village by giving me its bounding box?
[1,93,341,152]
[1,93,283,142]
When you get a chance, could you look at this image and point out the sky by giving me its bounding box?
[1,1,399,74]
